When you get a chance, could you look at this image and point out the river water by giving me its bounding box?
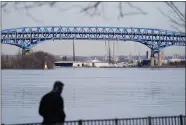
[1,68,185,124]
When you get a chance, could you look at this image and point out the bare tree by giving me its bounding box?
[157,2,185,32]
[1,2,185,32]
[1,2,148,22]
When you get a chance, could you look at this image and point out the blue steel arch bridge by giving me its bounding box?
[1,26,185,52]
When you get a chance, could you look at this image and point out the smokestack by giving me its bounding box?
[113,42,115,63]
[105,41,107,62]
[146,51,149,59]
[73,39,75,61]
[108,41,111,64]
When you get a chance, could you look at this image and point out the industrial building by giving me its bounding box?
[54,61,110,68]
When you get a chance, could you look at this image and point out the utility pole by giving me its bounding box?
[108,41,111,64]
[113,42,115,64]
[73,39,75,61]
[105,41,107,62]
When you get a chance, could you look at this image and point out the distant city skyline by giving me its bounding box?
[1,2,185,56]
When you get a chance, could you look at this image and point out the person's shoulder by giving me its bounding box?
[42,92,52,99]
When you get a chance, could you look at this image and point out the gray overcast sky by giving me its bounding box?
[1,2,185,56]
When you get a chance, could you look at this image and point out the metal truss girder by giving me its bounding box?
[1,26,185,50]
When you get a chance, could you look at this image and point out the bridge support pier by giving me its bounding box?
[150,50,155,67]
[22,49,33,55]
[150,50,162,67]
[158,51,162,67]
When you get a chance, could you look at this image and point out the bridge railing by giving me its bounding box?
[2,115,185,125]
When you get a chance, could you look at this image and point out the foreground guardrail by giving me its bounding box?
[2,115,185,125]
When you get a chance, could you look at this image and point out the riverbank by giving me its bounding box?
[138,65,185,68]
[1,51,55,69]
[1,52,185,69]
[54,65,185,68]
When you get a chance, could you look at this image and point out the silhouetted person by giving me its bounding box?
[39,81,66,125]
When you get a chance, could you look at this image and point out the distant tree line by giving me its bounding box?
[1,51,56,69]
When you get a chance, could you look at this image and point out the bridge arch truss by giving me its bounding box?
[1,26,185,51]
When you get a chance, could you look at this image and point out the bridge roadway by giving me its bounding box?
[1,26,186,66]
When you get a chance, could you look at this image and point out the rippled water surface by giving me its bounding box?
[1,68,185,124]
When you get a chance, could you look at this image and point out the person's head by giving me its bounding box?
[52,81,64,94]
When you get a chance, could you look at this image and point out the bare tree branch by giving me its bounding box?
[157,6,185,32]
[165,2,185,22]
[101,2,110,20]
[123,12,148,16]
[49,2,56,7]
[157,2,185,32]
[119,2,123,18]
[169,2,185,18]
[1,2,148,22]
[117,2,148,20]
[80,2,102,17]
[23,2,44,23]
[126,2,148,15]
[1,2,9,12]
[170,24,184,33]
[1,2,8,8]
